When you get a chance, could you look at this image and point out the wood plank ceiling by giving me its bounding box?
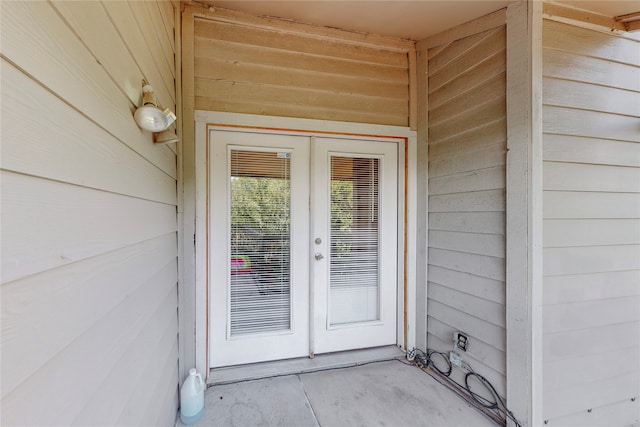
[195,0,640,40]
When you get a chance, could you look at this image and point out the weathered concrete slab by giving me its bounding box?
[177,360,497,427]
[210,346,404,385]
[300,360,497,427]
[177,375,319,427]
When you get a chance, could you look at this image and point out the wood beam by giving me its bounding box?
[616,11,640,32]
[505,2,544,426]
[543,2,627,32]
[185,2,415,52]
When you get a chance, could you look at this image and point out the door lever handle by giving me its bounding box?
[314,253,324,261]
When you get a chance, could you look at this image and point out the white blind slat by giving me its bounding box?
[229,149,292,336]
[329,156,381,325]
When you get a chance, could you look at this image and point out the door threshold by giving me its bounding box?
[208,346,405,386]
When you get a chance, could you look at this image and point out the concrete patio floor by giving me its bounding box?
[177,359,499,426]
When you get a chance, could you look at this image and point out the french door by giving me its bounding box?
[311,137,398,354]
[209,130,398,368]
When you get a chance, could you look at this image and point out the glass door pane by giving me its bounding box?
[311,137,397,355]
[329,156,380,325]
[229,149,291,336]
[209,130,309,368]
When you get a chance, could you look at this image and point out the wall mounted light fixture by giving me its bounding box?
[134,79,177,133]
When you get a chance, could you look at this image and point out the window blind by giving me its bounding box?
[329,156,380,325]
[229,149,291,336]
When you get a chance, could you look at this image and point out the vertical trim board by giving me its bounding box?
[180,4,201,378]
[414,48,429,352]
[505,2,544,426]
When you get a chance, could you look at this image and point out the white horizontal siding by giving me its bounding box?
[193,17,410,126]
[1,172,176,283]
[542,19,640,425]
[426,20,507,399]
[0,1,179,425]
[102,0,176,112]
[1,61,176,205]
[543,270,640,305]
[0,1,176,175]
[548,399,640,427]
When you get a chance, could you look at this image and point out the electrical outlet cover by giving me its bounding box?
[454,332,469,352]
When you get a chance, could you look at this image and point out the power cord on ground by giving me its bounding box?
[409,348,522,427]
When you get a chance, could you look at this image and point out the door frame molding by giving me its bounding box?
[194,111,417,379]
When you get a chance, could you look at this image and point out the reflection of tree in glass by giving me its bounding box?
[231,176,290,233]
[230,176,354,262]
[331,179,353,257]
[230,177,290,285]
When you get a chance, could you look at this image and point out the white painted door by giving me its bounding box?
[209,131,397,367]
[311,137,398,354]
[209,130,310,368]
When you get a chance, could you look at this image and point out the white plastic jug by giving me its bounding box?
[179,368,205,424]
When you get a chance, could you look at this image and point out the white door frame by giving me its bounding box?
[311,137,399,355]
[194,111,417,379]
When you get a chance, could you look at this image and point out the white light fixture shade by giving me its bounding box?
[135,105,170,132]
[134,81,177,132]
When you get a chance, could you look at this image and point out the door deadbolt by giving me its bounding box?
[314,253,324,261]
